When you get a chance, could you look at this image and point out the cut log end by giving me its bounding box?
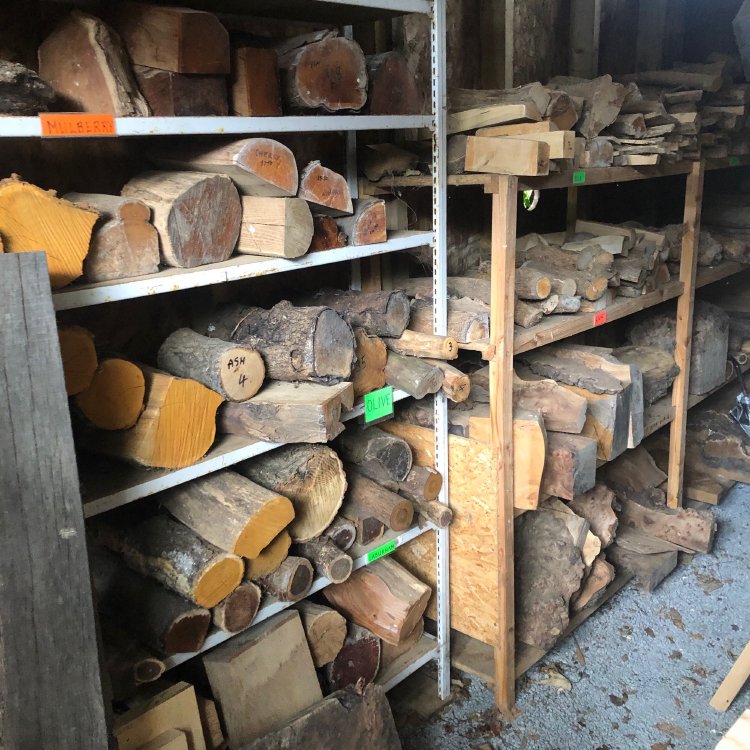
[217,347,265,402]
[245,530,292,580]
[263,556,315,602]
[235,139,299,197]
[213,582,261,634]
[58,325,97,396]
[74,358,145,430]
[193,556,245,608]
[163,610,212,654]
[298,161,353,215]
[234,497,296,559]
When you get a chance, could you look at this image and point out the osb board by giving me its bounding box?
[381,421,500,645]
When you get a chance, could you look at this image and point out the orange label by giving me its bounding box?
[593,310,607,326]
[40,113,116,137]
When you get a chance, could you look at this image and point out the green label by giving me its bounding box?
[367,539,396,563]
[572,171,587,185]
[729,156,741,167]
[364,386,393,423]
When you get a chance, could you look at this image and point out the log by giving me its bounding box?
[261,555,314,601]
[212,582,261,634]
[601,445,667,506]
[324,557,430,646]
[236,197,313,258]
[310,215,347,252]
[151,139,298,197]
[571,554,616,612]
[86,366,223,469]
[540,432,598,501]
[298,161,354,216]
[349,516,386,546]
[111,2,230,74]
[244,530,291,581]
[74,358,145,430]
[366,51,420,115]
[549,75,627,139]
[38,10,150,116]
[0,60,56,115]
[160,470,294,558]
[101,623,166,701]
[553,295,582,314]
[568,484,619,548]
[409,297,490,343]
[324,624,381,692]
[398,466,443,504]
[294,601,347,668]
[516,266,552,300]
[58,325,97,396]
[337,426,413,485]
[239,444,347,542]
[413,498,452,528]
[296,537,353,583]
[381,618,424,670]
[90,546,211,655]
[220,381,354,444]
[423,359,471,403]
[278,35,367,112]
[121,172,241,268]
[231,47,281,116]
[607,544,678,592]
[336,199,387,246]
[384,352,443,400]
[95,515,244,608]
[0,176,98,289]
[612,344,679,405]
[65,192,159,283]
[515,299,544,328]
[134,66,228,116]
[399,276,492,306]
[325,518,357,551]
[342,470,414,532]
[157,328,265,402]
[351,329,387,398]
[205,301,355,384]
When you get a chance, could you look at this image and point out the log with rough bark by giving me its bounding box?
[278,34,367,112]
[205,301,355,384]
[516,266,552,300]
[325,517,357,551]
[121,172,241,268]
[337,426,413,485]
[237,197,313,258]
[521,262,578,297]
[0,60,56,115]
[160,470,294,559]
[409,297,490,343]
[212,582,261,634]
[515,299,544,328]
[398,465,443,504]
[101,623,166,701]
[0,176,98,289]
[384,330,458,360]
[571,554,616,612]
[239,444,347,542]
[231,47,281,116]
[424,359,471,403]
[413,498,452,528]
[294,601,347,668]
[324,624,381,692]
[91,546,211,655]
[157,328,265,402]
[366,51,420,115]
[384,352,443,400]
[298,161,354,215]
[220,381,354,444]
[151,138,298,197]
[310,215,347,251]
[568,484,619,548]
[38,11,150,116]
[260,555,314,601]
[65,192,159,282]
[612,344,679,405]
[399,276,492,306]
[95,515,244,608]
[111,2,230,74]
[540,432,598,501]
[296,537,353,583]
[342,470,414,532]
[134,65,228,116]
[58,325,98,396]
[74,358,145,430]
[336,199,387,246]
[324,557,430,645]
[84,366,223,469]
[245,530,291,580]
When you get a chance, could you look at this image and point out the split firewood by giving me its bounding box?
[296,537,353,583]
[90,546,211,655]
[571,554,616,612]
[309,215,348,252]
[516,266,552,300]
[0,176,98,289]
[74,358,145,430]
[447,84,548,134]
[384,352,443,400]
[111,2,230,74]
[261,555,314,601]
[612,344,679,405]
[84,366,222,469]
[324,557,430,645]
[160,470,294,559]
[336,199,387,246]
[236,197,314,258]
[231,47,281,116]
[351,328,387,398]
[212,582,262,634]
[342,470,414,532]
[325,518,357,552]
[381,619,424,670]
[398,466,443,504]
[515,299,544,328]
[337,426,413,485]
[548,75,627,139]
[220,381,354,444]
[365,51,420,115]
[568,484,619,548]
[245,530,291,580]
[278,34,367,112]
[100,622,165,701]
[423,359,471,403]
[540,432,598,500]
[294,601,347,668]
[58,325,98,396]
[0,60,56,115]
[134,66,228,116]
[383,330,458,360]
[95,515,244,608]
[157,328,265,402]
[38,11,150,116]
[238,444,346,542]
[297,161,354,215]
[205,301,355,384]
[121,172,241,268]
[150,138,298,197]
[409,298,490,343]
[323,624,381,692]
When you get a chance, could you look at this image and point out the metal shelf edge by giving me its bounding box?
[378,635,439,692]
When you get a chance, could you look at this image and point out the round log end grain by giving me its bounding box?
[75,358,145,430]
[298,604,347,668]
[218,346,265,401]
[298,161,353,214]
[236,138,299,196]
[289,560,314,599]
[422,471,443,501]
[212,582,261,634]
[163,609,212,654]
[313,309,358,388]
[133,657,165,684]
[329,555,354,584]
[583,276,608,301]
[390,498,416,531]
[245,529,291,579]
[235,496,295,559]
[58,325,98,396]
[193,554,245,608]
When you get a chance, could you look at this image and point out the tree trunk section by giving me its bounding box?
[409,298,490,343]
[336,426,413,484]
[261,555,314,601]
[384,352,443,399]
[101,622,166,701]
[323,624,381,692]
[515,299,544,328]
[342,470,414,532]
[74,358,145,430]
[366,51,420,115]
[231,47,281,116]
[237,197,313,258]
[310,215,347,252]
[384,330,459,360]
[134,65,228,116]
[516,266,552,300]
[351,328,387,398]
[325,517,357,551]
[398,465,443,503]
[212,581,261,634]
[245,530,291,580]
[58,325,97,396]
[294,601,347,668]
[336,199,387,246]
[298,161,354,215]
[296,537,353,583]
[423,358,471,402]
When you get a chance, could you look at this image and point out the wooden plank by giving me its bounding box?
[464,136,550,176]
[716,709,750,750]
[710,641,750,712]
[0,252,109,749]
[479,130,576,159]
[667,161,704,508]
[447,103,542,135]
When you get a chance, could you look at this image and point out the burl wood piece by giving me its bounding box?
[58,325,98,396]
[75,358,145,430]
[568,484,619,548]
[571,554,616,612]
[231,47,281,116]
[134,66,228,116]
[540,432,598,500]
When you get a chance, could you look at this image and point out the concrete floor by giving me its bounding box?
[399,483,750,750]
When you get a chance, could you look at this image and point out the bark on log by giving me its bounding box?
[336,198,387,246]
[237,197,313,258]
[412,498,452,528]
[294,601,347,668]
[245,530,291,580]
[212,582,261,634]
[540,432,598,500]
[568,484,619,548]
[515,299,544,328]
[398,465,443,503]
[337,426,413,485]
[95,515,244,608]
[512,372,588,433]
[409,298,490,343]
[521,263,577,297]
[423,359,471,403]
[74,358,145,430]
[383,330,459,360]
[38,10,150,116]
[238,444,347,542]
[351,328,387,398]
[134,65,228,116]
[58,325,98,396]
[612,344,679,405]
[261,555,314,601]
[157,328,265,402]
[553,295,582,314]
[298,161,354,215]
[324,557,430,645]
[121,171,241,268]
[342,470,414,532]
[160,470,294,559]
[231,47,281,116]
[0,60,56,115]
[310,215,347,252]
[325,517,357,551]
[516,266,552,300]
[366,51,420,115]
[385,352,443,400]
[296,537,353,583]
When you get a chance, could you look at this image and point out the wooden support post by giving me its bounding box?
[667,161,704,508]
[566,186,578,234]
[489,175,517,713]
[569,0,601,78]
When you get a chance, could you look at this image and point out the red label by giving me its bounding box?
[593,310,607,326]
[40,113,116,137]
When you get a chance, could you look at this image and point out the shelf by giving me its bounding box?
[377,634,439,692]
[54,231,433,311]
[695,260,750,288]
[81,388,411,518]
[162,523,435,670]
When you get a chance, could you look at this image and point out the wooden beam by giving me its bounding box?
[710,641,750,712]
